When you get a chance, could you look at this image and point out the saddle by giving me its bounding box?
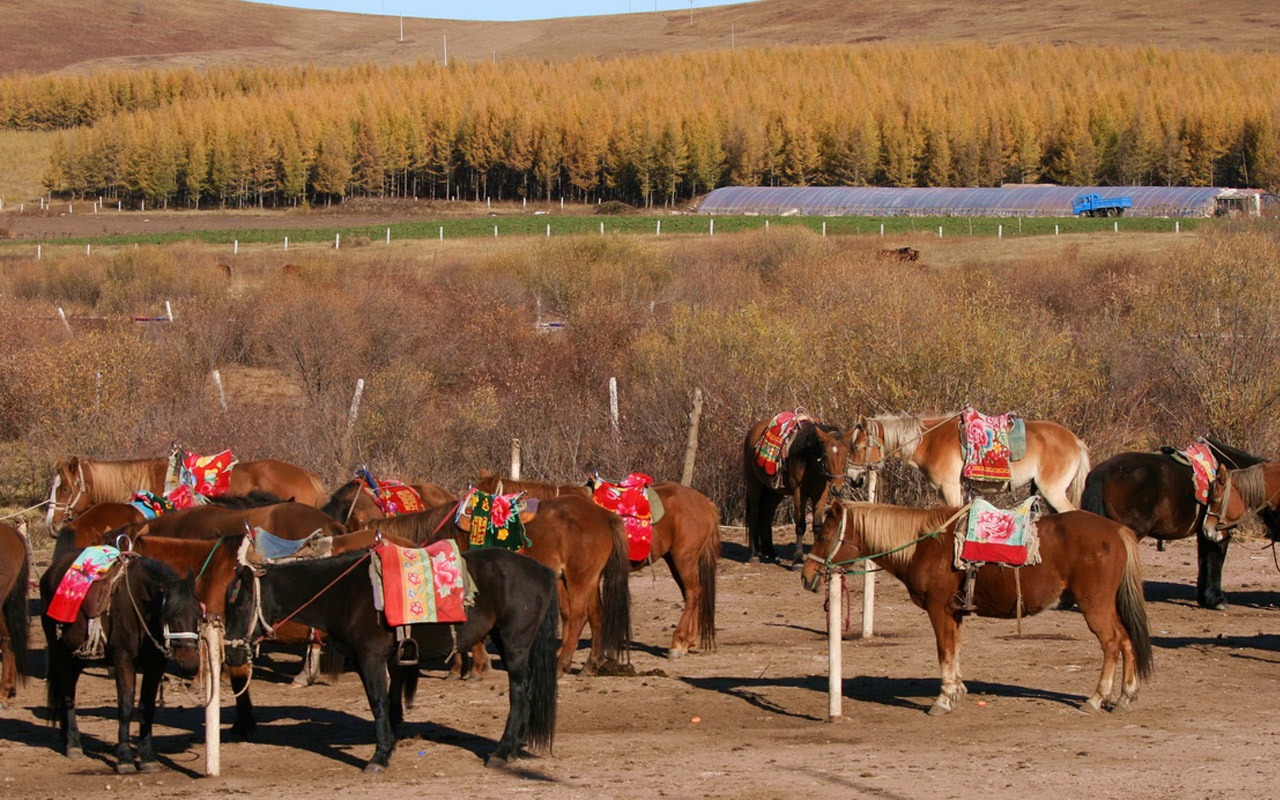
[1164,440,1218,504]
[455,488,534,551]
[950,496,1041,614]
[237,527,333,566]
[588,472,662,561]
[755,411,813,490]
[959,408,1027,488]
[356,467,427,516]
[48,546,128,659]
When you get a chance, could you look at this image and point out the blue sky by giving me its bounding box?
[248,1,754,22]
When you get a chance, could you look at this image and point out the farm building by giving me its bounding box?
[696,185,1270,218]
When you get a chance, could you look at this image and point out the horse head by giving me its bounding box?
[801,500,857,592]
[846,417,886,482]
[223,563,267,669]
[47,457,91,528]
[158,568,203,677]
[1203,466,1251,542]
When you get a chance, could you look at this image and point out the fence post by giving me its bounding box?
[202,618,222,776]
[680,388,703,485]
[828,570,844,720]
[510,438,522,481]
[56,307,72,336]
[345,378,365,449]
[862,470,879,638]
[608,377,620,434]
[211,370,228,412]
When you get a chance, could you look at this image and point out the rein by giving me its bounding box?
[244,548,375,647]
[46,462,89,526]
[120,556,200,659]
[854,412,963,468]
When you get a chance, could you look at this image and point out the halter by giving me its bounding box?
[850,412,964,469]
[46,462,88,527]
[121,557,200,659]
[806,502,970,574]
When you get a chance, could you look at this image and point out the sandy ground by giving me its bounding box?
[2,525,1279,799]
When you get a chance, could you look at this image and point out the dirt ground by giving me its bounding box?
[2,523,1279,800]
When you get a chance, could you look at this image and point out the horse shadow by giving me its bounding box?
[842,675,1086,712]
[10,700,207,776]
[678,673,829,721]
[1144,579,1280,610]
[1153,631,1280,656]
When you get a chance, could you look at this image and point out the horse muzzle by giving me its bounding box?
[800,563,823,593]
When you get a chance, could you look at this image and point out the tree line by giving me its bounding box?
[7,43,1278,208]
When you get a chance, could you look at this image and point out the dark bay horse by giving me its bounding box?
[743,415,855,566]
[1081,439,1275,610]
[477,474,720,658]
[40,551,203,773]
[364,493,632,674]
[321,478,456,530]
[801,501,1153,715]
[0,523,31,707]
[849,413,1091,512]
[47,455,327,526]
[223,545,560,772]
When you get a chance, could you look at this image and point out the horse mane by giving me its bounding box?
[1231,464,1268,509]
[867,414,925,458]
[206,490,287,509]
[361,505,457,545]
[844,501,955,568]
[83,459,163,502]
[1204,438,1267,469]
[133,556,201,619]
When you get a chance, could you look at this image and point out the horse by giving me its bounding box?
[743,415,855,565]
[475,474,720,657]
[321,478,457,530]
[0,523,31,707]
[223,545,560,773]
[879,246,920,262]
[364,493,632,674]
[801,501,1153,715]
[46,454,327,527]
[1082,440,1278,610]
[39,550,203,773]
[849,412,1091,512]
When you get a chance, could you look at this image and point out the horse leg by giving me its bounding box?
[559,581,590,674]
[1077,602,1124,713]
[663,552,698,658]
[756,493,783,564]
[791,487,810,570]
[1196,531,1230,610]
[49,650,86,758]
[135,664,164,772]
[387,655,405,730]
[228,664,257,737]
[0,635,13,707]
[939,480,965,507]
[356,649,395,773]
[925,604,966,715]
[290,640,323,688]
[488,651,530,768]
[112,656,139,773]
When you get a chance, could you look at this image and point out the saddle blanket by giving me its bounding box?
[755,411,813,490]
[590,472,656,561]
[955,496,1041,568]
[47,545,121,623]
[357,468,426,516]
[1178,440,1218,505]
[372,539,473,627]
[129,490,175,520]
[457,489,531,551]
[166,448,237,500]
[961,409,1018,482]
[249,526,332,561]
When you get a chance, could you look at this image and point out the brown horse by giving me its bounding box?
[801,501,1153,715]
[476,474,720,658]
[321,479,457,530]
[743,416,855,565]
[850,412,1091,512]
[0,523,31,707]
[46,455,327,526]
[365,493,632,674]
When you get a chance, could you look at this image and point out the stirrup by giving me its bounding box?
[395,627,419,666]
[949,566,979,613]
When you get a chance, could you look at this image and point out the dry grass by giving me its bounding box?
[0,131,55,210]
[4,0,1279,78]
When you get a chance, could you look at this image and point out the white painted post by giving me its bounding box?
[822,221,826,237]
[335,233,341,249]
[510,438,522,481]
[202,619,222,776]
[56,307,72,336]
[862,470,879,638]
[36,244,41,260]
[86,244,91,256]
[828,570,843,720]
[386,227,391,245]
[609,377,619,433]
[493,225,498,238]
[1176,220,1181,233]
[1055,224,1059,236]
[234,240,239,256]
[599,221,604,235]
[284,236,289,251]
[880,223,884,236]
[998,224,1003,239]
[68,203,73,214]
[938,225,943,237]
[522,197,527,210]
[345,378,365,441]
[546,224,551,238]
[165,301,174,321]
[656,220,661,236]
[439,226,444,241]
[211,369,227,412]
[118,200,122,211]
[709,218,714,236]
[1114,220,1119,233]
[560,197,564,210]
[765,220,769,232]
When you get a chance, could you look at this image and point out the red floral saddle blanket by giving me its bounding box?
[357,468,426,516]
[955,497,1041,568]
[47,545,121,624]
[960,409,1016,482]
[589,472,662,561]
[1176,440,1218,505]
[371,539,473,627]
[754,411,813,490]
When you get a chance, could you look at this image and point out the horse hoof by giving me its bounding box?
[1078,700,1103,714]
[747,556,760,564]
[666,647,687,660]
[66,749,86,761]
[115,761,138,775]
[138,761,161,774]
[486,755,510,770]
[789,560,804,572]
[927,703,952,716]
[363,761,387,774]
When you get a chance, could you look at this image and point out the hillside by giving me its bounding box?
[3,0,1279,76]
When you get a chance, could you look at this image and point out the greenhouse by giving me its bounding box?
[696,185,1266,218]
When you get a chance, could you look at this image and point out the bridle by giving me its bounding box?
[121,557,200,659]
[222,567,274,667]
[806,502,848,571]
[46,463,88,527]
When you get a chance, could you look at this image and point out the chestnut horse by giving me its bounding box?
[46,455,327,526]
[321,479,457,530]
[476,474,720,658]
[743,416,855,566]
[849,412,1090,512]
[0,523,31,707]
[358,494,632,674]
[1082,440,1278,609]
[801,501,1153,715]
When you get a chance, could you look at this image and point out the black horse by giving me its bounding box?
[39,550,202,773]
[742,415,855,566]
[223,545,559,773]
[1081,438,1276,609]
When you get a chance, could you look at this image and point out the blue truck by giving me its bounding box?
[1072,193,1133,217]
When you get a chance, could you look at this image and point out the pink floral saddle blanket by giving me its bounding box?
[955,496,1042,568]
[370,539,473,627]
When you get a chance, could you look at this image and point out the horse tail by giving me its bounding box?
[306,471,328,508]
[1067,439,1092,508]
[2,541,30,684]
[597,514,633,665]
[696,515,720,652]
[523,576,560,755]
[1080,463,1105,517]
[1116,528,1154,682]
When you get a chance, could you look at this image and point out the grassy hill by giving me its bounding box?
[3,0,1278,76]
